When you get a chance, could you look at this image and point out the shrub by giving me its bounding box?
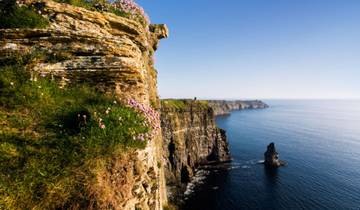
[0,0,16,15]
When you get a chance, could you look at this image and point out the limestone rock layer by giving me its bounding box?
[0,0,168,105]
[208,100,269,116]
[160,100,231,201]
[1,1,168,209]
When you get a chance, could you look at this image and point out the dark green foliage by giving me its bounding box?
[0,56,149,208]
[0,2,49,29]
[0,0,16,15]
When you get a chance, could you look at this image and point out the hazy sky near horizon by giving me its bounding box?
[138,0,360,99]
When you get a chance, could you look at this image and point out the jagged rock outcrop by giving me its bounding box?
[0,1,168,209]
[208,100,269,116]
[264,142,286,168]
[160,100,231,201]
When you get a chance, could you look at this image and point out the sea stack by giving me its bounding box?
[264,142,286,167]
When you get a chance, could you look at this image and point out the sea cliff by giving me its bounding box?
[160,100,230,202]
[208,100,269,116]
[1,1,266,209]
[0,0,168,209]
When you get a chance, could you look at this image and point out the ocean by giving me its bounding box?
[182,100,360,210]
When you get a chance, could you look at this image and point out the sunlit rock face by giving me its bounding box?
[0,0,168,106]
[0,1,169,209]
[208,100,269,116]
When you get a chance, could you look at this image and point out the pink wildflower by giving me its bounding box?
[111,0,150,25]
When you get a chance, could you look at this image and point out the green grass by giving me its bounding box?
[54,0,104,10]
[0,56,150,209]
[161,99,209,110]
[0,4,49,29]
[53,0,148,26]
[161,99,187,109]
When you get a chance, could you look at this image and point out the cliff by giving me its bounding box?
[1,0,169,106]
[160,100,231,202]
[208,100,269,116]
[0,1,250,209]
[0,1,168,209]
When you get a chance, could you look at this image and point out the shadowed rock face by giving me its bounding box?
[160,100,231,202]
[264,143,286,168]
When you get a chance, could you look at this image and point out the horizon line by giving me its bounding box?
[160,97,360,101]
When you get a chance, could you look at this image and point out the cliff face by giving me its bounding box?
[0,1,258,209]
[0,1,168,209]
[208,100,269,116]
[160,100,231,201]
[0,0,168,106]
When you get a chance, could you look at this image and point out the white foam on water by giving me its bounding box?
[183,170,209,197]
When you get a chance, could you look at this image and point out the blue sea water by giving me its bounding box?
[183,100,360,210]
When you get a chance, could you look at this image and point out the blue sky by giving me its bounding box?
[137,0,360,99]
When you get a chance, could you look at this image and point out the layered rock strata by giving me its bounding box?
[208,100,269,116]
[0,0,168,106]
[160,100,231,201]
[0,1,168,209]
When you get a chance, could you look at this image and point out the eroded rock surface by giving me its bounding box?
[208,100,269,116]
[0,1,168,209]
[160,100,231,202]
[264,142,286,168]
[0,0,168,106]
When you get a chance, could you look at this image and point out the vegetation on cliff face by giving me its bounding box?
[161,99,209,110]
[0,0,169,207]
[0,0,149,29]
[0,0,49,29]
[0,54,155,209]
[54,0,150,26]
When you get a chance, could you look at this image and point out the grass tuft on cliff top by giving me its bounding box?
[0,0,49,29]
[0,54,150,209]
[54,0,149,27]
[161,99,209,110]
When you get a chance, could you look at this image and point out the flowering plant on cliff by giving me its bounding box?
[48,0,150,26]
[79,98,152,148]
[127,98,161,141]
[111,0,150,26]
[0,64,155,208]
